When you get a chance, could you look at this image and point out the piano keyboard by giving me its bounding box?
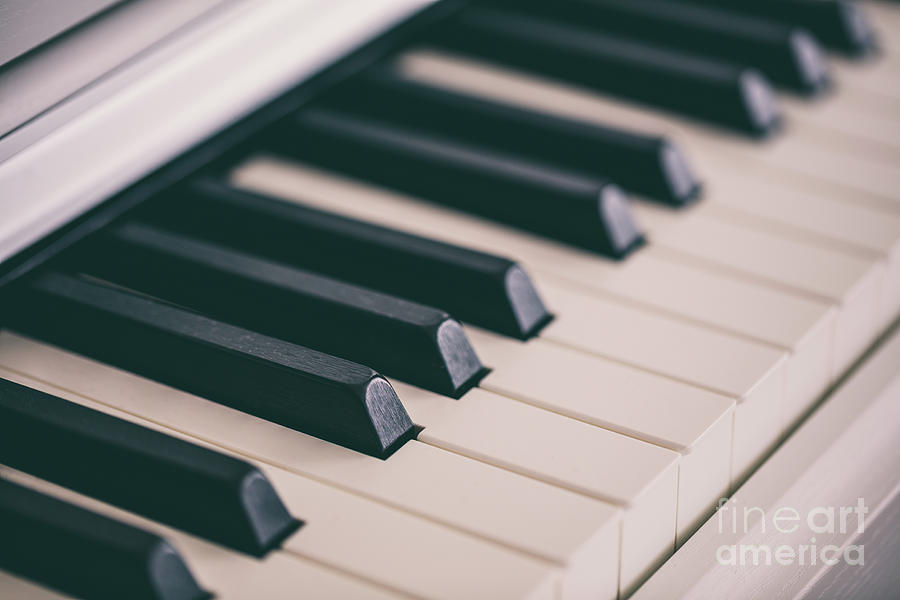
[1,1,899,598]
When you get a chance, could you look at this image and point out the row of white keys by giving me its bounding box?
[779,90,900,158]
[0,466,405,600]
[398,50,900,214]
[463,327,733,545]
[388,51,896,363]
[391,378,679,587]
[0,367,561,600]
[232,158,826,485]
[681,155,900,331]
[634,201,885,374]
[0,333,624,600]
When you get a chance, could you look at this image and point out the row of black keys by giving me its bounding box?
[1,376,294,600]
[424,0,875,134]
[1,0,881,470]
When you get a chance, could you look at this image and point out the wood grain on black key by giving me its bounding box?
[3,272,415,459]
[328,69,700,205]
[680,0,877,57]
[76,221,486,397]
[270,108,642,257]
[426,5,781,135]
[0,377,299,556]
[142,179,550,339]
[0,478,209,600]
[484,0,830,94]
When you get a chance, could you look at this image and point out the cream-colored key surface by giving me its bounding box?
[466,327,733,545]
[397,50,900,214]
[689,160,900,331]
[393,378,678,590]
[0,573,71,600]
[0,332,623,600]
[538,279,787,485]
[0,368,562,600]
[0,468,405,600]
[781,93,900,159]
[634,209,885,375]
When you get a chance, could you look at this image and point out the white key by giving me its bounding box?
[393,379,678,590]
[0,368,561,600]
[0,572,71,600]
[781,93,900,159]
[0,332,622,600]
[0,467,405,600]
[537,280,787,485]
[633,209,885,375]
[231,158,830,439]
[398,50,900,215]
[466,327,734,545]
[576,252,836,427]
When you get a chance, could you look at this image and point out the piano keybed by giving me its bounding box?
[1,1,899,599]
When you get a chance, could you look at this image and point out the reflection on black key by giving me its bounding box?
[141,179,550,339]
[77,222,486,397]
[484,0,829,94]
[0,377,300,556]
[682,0,877,56]
[3,272,415,459]
[0,477,209,600]
[328,69,700,205]
[271,108,642,257]
[428,5,781,135]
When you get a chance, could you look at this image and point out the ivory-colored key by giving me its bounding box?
[391,378,679,590]
[537,280,787,486]
[465,326,734,545]
[0,368,562,600]
[0,467,407,600]
[0,332,622,600]
[632,208,885,375]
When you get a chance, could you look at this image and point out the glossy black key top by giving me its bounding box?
[76,221,486,397]
[270,108,643,257]
[0,377,300,556]
[427,5,781,136]
[0,477,209,600]
[484,0,829,94]
[682,0,877,57]
[327,69,700,205]
[140,180,551,339]
[3,272,415,459]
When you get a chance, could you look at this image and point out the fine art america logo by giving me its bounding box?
[714,498,867,566]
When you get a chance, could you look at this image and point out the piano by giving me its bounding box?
[1,1,898,598]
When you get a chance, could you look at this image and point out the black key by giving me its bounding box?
[140,179,550,339]
[483,0,829,94]
[327,68,700,205]
[270,107,643,257]
[426,5,781,136]
[0,477,209,600]
[0,377,300,556]
[75,221,486,397]
[3,272,415,459]
[681,0,877,57]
